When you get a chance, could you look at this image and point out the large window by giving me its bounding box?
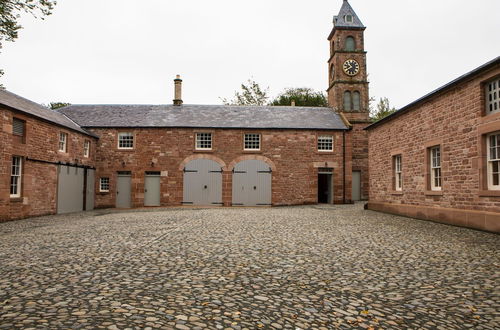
[486,78,500,115]
[118,132,134,149]
[343,91,352,111]
[10,156,22,197]
[58,132,68,152]
[100,178,110,192]
[430,146,442,190]
[394,155,402,191]
[318,136,334,152]
[352,91,361,111]
[345,36,355,51]
[488,132,500,190]
[244,134,260,150]
[196,133,212,150]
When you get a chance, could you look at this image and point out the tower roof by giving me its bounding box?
[333,0,364,29]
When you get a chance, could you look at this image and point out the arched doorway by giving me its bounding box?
[232,160,272,206]
[182,159,223,206]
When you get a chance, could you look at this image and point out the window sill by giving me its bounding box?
[10,197,23,203]
[193,149,214,153]
[425,190,443,196]
[391,191,404,195]
[479,190,500,197]
[243,150,262,154]
[117,149,135,152]
[98,191,110,195]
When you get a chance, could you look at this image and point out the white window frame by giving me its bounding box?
[318,135,334,152]
[487,132,500,190]
[430,146,442,191]
[118,132,134,149]
[345,15,353,23]
[10,156,22,198]
[84,140,90,158]
[195,133,212,150]
[100,177,110,192]
[244,133,261,151]
[486,78,500,115]
[394,155,402,191]
[58,132,68,152]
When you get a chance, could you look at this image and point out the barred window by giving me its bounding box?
[196,133,212,150]
[59,132,68,152]
[10,156,22,197]
[430,146,442,190]
[84,140,90,158]
[244,134,261,150]
[394,155,402,191]
[318,136,333,151]
[486,78,500,115]
[488,132,500,190]
[118,132,134,149]
[100,178,110,192]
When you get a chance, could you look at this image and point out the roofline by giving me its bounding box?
[81,126,350,131]
[365,56,500,131]
[328,26,365,41]
[1,103,99,139]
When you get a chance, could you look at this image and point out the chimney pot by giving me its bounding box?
[173,75,183,106]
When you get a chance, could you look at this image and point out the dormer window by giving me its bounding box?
[345,15,353,23]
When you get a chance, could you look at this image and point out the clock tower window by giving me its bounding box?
[345,36,355,51]
[353,91,360,110]
[343,91,352,111]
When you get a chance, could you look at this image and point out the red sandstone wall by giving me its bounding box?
[368,66,500,215]
[0,107,96,221]
[89,128,351,208]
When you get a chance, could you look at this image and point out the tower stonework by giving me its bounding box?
[328,0,370,200]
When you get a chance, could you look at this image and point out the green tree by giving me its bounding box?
[0,0,57,86]
[48,102,71,110]
[370,97,397,122]
[270,87,327,107]
[221,79,269,106]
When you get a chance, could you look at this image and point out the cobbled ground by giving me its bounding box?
[0,204,498,329]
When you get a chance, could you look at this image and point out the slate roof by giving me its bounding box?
[59,104,349,130]
[333,0,364,29]
[0,89,96,137]
[365,56,500,130]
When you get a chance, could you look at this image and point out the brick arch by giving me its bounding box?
[227,155,277,172]
[178,155,227,171]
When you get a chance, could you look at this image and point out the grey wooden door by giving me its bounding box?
[144,172,161,206]
[57,165,85,214]
[232,160,272,206]
[116,173,132,208]
[183,159,223,206]
[85,169,95,211]
[352,170,361,201]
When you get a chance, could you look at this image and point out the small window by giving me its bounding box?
[487,132,500,190]
[10,156,22,197]
[84,140,90,158]
[486,78,500,115]
[345,15,353,23]
[59,132,68,152]
[353,91,361,111]
[343,91,352,111]
[394,155,402,191]
[118,132,134,149]
[100,178,110,192]
[244,133,261,150]
[345,36,355,51]
[430,146,442,191]
[318,136,334,151]
[196,133,212,150]
[13,118,25,136]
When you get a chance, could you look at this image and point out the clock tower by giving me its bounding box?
[327,0,370,122]
[328,0,370,201]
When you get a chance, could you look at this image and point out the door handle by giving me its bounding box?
[254,186,257,190]
[117,191,119,194]
[145,189,148,193]
[204,185,208,189]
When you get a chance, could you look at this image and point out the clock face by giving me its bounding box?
[343,59,360,76]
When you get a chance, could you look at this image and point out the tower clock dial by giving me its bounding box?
[343,59,360,76]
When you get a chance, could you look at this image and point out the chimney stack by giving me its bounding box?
[173,75,183,106]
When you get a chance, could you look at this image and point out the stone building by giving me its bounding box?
[366,57,500,233]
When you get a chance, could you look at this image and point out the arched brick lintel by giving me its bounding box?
[227,155,277,172]
[178,154,227,171]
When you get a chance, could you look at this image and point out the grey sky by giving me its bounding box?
[1,0,499,109]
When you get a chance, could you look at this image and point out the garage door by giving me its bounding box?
[183,159,223,206]
[232,160,272,206]
[86,169,95,210]
[57,165,85,214]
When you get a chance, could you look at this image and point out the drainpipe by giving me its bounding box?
[343,130,346,204]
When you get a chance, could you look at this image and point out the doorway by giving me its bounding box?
[318,168,333,204]
[116,172,132,208]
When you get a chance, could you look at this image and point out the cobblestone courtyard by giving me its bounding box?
[0,204,498,329]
